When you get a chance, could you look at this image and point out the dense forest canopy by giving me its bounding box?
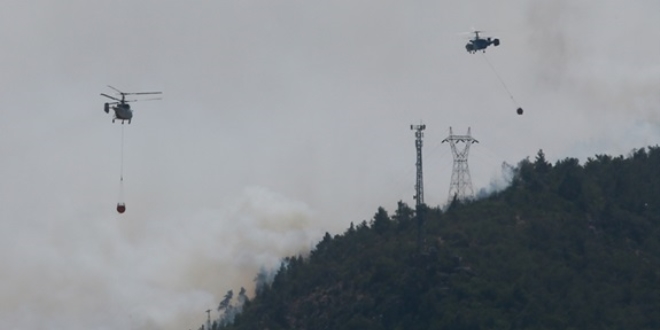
[196,147,660,330]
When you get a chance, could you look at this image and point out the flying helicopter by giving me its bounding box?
[465,30,500,54]
[101,86,162,124]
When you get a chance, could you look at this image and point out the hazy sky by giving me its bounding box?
[1,1,658,329]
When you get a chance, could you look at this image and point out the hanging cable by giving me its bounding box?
[120,124,124,181]
[481,53,524,115]
[117,125,126,214]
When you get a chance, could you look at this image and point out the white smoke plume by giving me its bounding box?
[0,186,322,330]
[1,1,659,329]
[475,162,516,199]
[523,0,660,139]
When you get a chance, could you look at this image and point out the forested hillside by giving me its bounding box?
[205,147,660,330]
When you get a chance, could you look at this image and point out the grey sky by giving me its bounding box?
[1,1,658,329]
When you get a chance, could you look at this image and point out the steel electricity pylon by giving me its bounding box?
[442,127,478,204]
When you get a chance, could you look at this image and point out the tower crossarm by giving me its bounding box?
[442,135,478,143]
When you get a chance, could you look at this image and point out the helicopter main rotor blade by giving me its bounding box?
[107,85,124,94]
[124,91,163,95]
[100,93,121,101]
[123,97,162,103]
[138,97,162,102]
[458,27,486,34]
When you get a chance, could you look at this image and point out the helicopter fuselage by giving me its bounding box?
[106,103,133,124]
[465,36,500,53]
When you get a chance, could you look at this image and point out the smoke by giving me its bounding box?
[501,0,660,165]
[475,162,516,199]
[524,0,575,90]
[2,1,660,329]
[0,186,323,330]
[524,0,660,122]
[213,287,249,328]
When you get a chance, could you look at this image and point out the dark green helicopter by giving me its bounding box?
[465,30,500,53]
[100,86,162,124]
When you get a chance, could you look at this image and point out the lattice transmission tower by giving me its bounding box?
[442,127,478,204]
[410,124,426,206]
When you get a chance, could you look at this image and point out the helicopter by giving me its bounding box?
[101,86,162,124]
[465,30,500,54]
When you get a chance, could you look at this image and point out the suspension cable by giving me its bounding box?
[481,53,521,109]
